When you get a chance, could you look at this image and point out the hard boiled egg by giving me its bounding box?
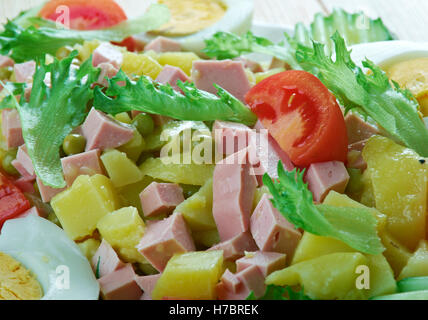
[137,0,254,54]
[0,215,99,300]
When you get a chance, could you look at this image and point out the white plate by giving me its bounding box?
[250,22,428,66]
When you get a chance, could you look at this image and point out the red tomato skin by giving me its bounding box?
[245,70,348,167]
[0,175,31,229]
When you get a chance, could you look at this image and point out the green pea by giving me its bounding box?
[2,153,18,175]
[132,113,155,136]
[62,134,86,156]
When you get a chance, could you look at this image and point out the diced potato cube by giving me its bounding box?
[51,175,118,241]
[174,178,215,231]
[122,52,163,79]
[77,40,101,62]
[380,231,412,277]
[266,252,369,300]
[77,238,101,260]
[114,112,132,124]
[363,136,427,250]
[365,254,397,298]
[399,241,428,280]
[157,52,200,76]
[117,130,146,162]
[101,149,143,188]
[152,251,224,300]
[97,206,146,264]
[140,157,214,186]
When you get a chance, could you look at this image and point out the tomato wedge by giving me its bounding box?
[245,71,348,167]
[39,0,142,51]
[0,173,31,229]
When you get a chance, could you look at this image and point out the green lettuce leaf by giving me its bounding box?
[93,70,257,126]
[263,162,384,255]
[0,4,170,62]
[296,32,428,157]
[0,51,99,188]
[203,8,394,68]
[247,285,312,300]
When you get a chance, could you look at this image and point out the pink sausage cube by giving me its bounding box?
[17,206,42,219]
[14,61,36,83]
[155,65,189,92]
[208,232,258,261]
[217,265,266,300]
[213,151,257,241]
[345,113,379,144]
[96,62,119,87]
[98,263,142,300]
[1,109,24,149]
[250,194,301,260]
[236,251,286,277]
[136,212,195,272]
[0,55,14,68]
[192,60,252,102]
[233,57,264,73]
[61,149,103,187]
[36,177,66,203]
[14,145,34,178]
[139,182,185,217]
[91,239,125,278]
[144,36,181,53]
[306,161,350,202]
[135,274,161,300]
[13,176,36,194]
[212,120,252,156]
[92,43,123,69]
[81,108,134,151]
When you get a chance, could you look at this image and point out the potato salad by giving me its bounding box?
[0,0,427,301]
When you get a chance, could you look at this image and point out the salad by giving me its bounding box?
[0,0,427,301]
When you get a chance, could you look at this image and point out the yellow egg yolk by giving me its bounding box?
[0,252,43,300]
[386,57,428,116]
[153,0,227,36]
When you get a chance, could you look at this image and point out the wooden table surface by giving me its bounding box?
[0,0,427,41]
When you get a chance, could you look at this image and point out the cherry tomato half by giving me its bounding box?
[245,70,348,167]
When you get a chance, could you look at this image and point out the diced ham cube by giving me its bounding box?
[306,161,350,202]
[213,151,257,241]
[217,265,266,300]
[208,232,258,261]
[17,206,42,219]
[212,120,252,156]
[136,212,195,272]
[14,61,36,83]
[98,263,142,300]
[81,108,134,151]
[1,109,24,149]
[36,177,66,203]
[233,57,264,73]
[91,239,126,278]
[0,55,14,68]
[250,194,301,260]
[61,149,103,187]
[192,60,252,102]
[96,62,119,87]
[236,251,286,277]
[248,122,294,185]
[345,113,379,144]
[135,274,161,300]
[139,182,185,217]
[144,36,181,53]
[13,176,36,194]
[155,65,189,92]
[12,145,35,178]
[92,43,123,69]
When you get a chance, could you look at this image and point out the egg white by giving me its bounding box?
[0,215,99,300]
[137,0,254,55]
